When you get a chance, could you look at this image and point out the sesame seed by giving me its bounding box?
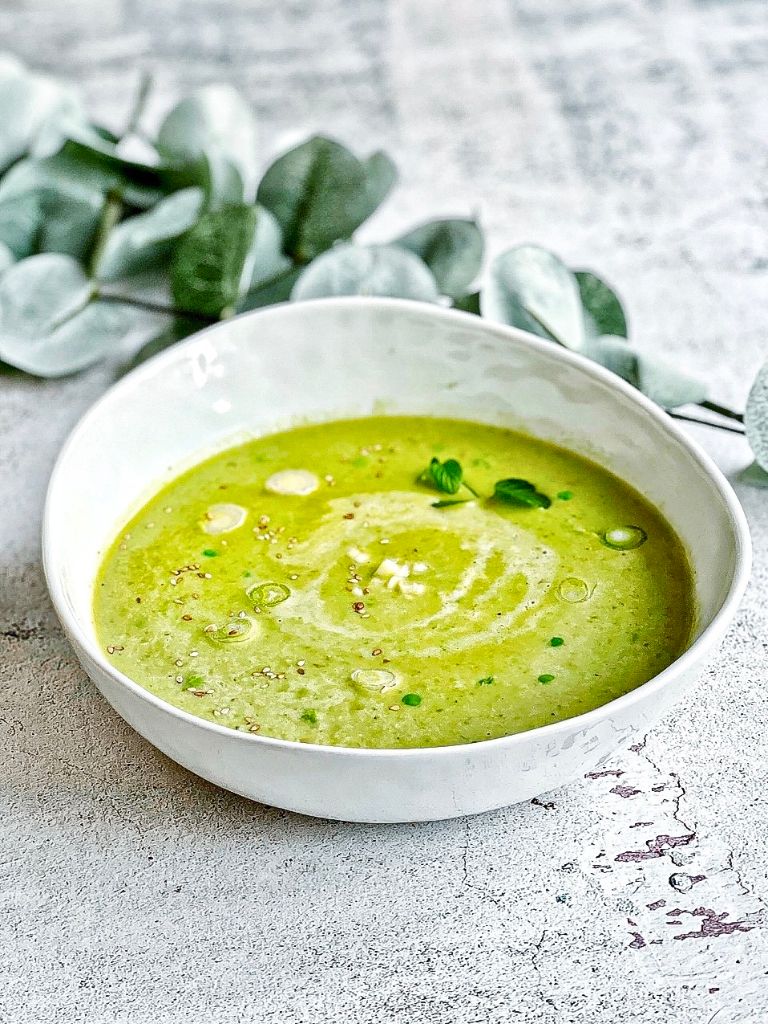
[297,668,306,675]
[181,614,192,621]
[289,573,299,580]
[372,648,382,656]
[297,660,306,667]
[189,651,199,658]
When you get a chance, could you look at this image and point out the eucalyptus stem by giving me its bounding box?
[97,291,216,325]
[699,399,745,424]
[124,71,153,138]
[87,189,123,278]
[667,410,746,435]
[521,306,566,346]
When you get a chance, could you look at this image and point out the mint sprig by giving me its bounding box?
[422,456,550,512]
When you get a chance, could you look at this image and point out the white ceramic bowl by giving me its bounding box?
[43,298,750,822]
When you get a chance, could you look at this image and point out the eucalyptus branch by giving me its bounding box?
[97,291,216,325]
[0,55,764,477]
[699,399,744,424]
[667,410,746,435]
[124,71,153,138]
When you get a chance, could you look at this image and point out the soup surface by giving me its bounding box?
[94,416,693,748]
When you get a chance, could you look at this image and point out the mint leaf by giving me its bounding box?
[493,478,551,509]
[428,457,463,494]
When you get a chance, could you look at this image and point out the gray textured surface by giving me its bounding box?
[2,1,768,1021]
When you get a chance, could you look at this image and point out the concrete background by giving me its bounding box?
[1,1,767,1020]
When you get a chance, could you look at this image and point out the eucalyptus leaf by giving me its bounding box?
[0,241,16,274]
[120,315,202,374]
[196,149,244,208]
[237,265,302,312]
[0,54,24,85]
[584,335,708,408]
[240,206,291,293]
[157,84,259,199]
[291,243,440,302]
[481,245,586,349]
[453,291,481,315]
[0,254,132,376]
[0,62,84,172]
[39,119,161,170]
[257,136,395,262]
[0,192,42,257]
[171,204,258,317]
[396,218,483,298]
[39,121,168,208]
[0,155,108,258]
[161,149,245,209]
[575,269,628,339]
[745,359,768,472]
[96,187,205,281]
[360,151,398,223]
[739,461,768,488]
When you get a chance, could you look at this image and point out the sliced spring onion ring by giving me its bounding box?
[557,577,592,604]
[601,525,648,550]
[265,469,319,496]
[207,618,254,643]
[351,668,398,693]
[247,582,291,608]
[201,502,247,535]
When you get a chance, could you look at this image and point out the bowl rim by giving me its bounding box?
[42,296,752,759]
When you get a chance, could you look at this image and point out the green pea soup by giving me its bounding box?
[94,416,694,748]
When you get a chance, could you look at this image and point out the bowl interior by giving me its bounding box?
[46,299,744,654]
